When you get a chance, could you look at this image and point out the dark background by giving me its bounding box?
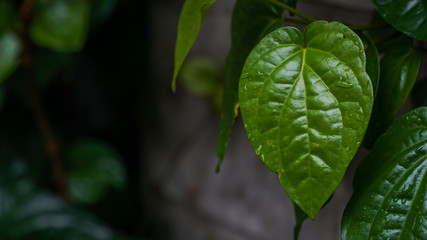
[1,0,426,239]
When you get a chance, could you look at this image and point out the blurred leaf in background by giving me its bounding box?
[179,57,223,112]
[179,57,219,96]
[30,0,90,52]
[90,0,118,28]
[0,160,114,240]
[0,33,21,83]
[66,139,126,205]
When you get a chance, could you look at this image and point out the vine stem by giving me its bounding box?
[284,18,310,25]
[19,0,71,203]
[349,23,390,31]
[373,32,401,45]
[264,0,316,22]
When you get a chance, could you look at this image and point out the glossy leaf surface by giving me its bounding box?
[364,43,421,149]
[0,33,21,83]
[30,0,90,52]
[216,0,288,171]
[66,139,126,204]
[373,0,427,41]
[172,0,216,91]
[359,33,379,97]
[342,107,427,239]
[239,21,373,218]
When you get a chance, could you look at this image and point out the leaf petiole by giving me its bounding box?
[264,0,316,22]
[349,23,391,31]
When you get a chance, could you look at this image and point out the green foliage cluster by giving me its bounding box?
[173,0,427,238]
[0,0,144,239]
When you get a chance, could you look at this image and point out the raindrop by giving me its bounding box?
[335,81,353,88]
[256,145,263,155]
[345,146,350,152]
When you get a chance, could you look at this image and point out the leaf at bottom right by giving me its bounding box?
[342,107,427,240]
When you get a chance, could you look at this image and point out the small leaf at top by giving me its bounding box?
[0,33,21,83]
[172,0,216,92]
[373,0,427,41]
[239,21,373,218]
[216,0,288,172]
[30,0,90,52]
[363,42,421,149]
[342,107,427,240]
[66,139,126,205]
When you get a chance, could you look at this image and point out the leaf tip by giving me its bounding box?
[171,79,177,93]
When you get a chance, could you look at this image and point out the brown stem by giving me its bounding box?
[19,0,71,203]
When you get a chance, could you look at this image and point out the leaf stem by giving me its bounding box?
[264,0,316,22]
[349,23,391,31]
[19,0,71,203]
[373,32,401,45]
[284,17,310,25]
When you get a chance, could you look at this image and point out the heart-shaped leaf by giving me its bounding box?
[239,21,373,218]
[172,0,216,91]
[363,42,421,149]
[373,0,427,41]
[342,107,427,240]
[216,0,290,172]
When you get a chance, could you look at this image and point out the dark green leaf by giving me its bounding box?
[363,42,421,149]
[412,79,427,108]
[172,0,216,91]
[216,0,288,172]
[359,33,379,97]
[66,139,126,204]
[179,57,219,96]
[342,107,427,240]
[373,0,427,41]
[239,21,373,218]
[30,0,90,52]
[0,32,21,83]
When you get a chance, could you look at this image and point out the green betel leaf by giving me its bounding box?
[216,0,288,172]
[172,0,216,92]
[66,139,126,205]
[359,33,379,97]
[239,21,373,218]
[342,107,427,240]
[0,32,21,83]
[373,0,427,41]
[363,43,421,149]
[30,0,90,52]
